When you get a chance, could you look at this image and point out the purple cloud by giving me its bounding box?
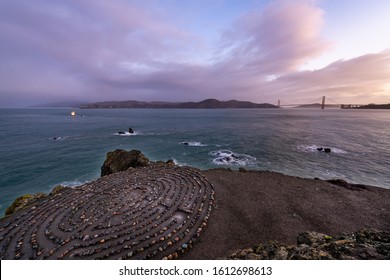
[0,0,389,107]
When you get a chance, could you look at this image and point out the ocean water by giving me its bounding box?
[0,108,389,216]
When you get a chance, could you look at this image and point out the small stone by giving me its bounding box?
[82,235,90,241]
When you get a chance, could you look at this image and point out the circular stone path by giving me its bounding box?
[0,165,214,259]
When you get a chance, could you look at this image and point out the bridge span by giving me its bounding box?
[277,96,364,109]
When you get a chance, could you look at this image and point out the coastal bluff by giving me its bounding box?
[1,150,389,260]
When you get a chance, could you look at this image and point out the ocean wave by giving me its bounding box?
[210,149,257,166]
[113,131,139,136]
[49,136,69,141]
[50,180,89,189]
[171,158,187,166]
[297,144,347,154]
[180,141,207,147]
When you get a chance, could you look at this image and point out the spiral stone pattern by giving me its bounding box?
[0,165,214,259]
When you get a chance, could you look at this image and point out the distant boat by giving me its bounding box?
[70,111,76,117]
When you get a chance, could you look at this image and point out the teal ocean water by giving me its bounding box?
[0,108,389,216]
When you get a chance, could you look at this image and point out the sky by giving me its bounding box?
[0,0,389,108]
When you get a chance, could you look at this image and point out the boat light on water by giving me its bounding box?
[70,111,76,117]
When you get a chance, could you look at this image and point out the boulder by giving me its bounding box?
[297,231,330,246]
[324,148,331,153]
[101,149,150,176]
[128,128,134,134]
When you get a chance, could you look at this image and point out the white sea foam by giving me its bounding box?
[180,141,207,147]
[210,149,257,166]
[50,136,69,141]
[170,158,187,167]
[113,131,139,136]
[297,144,347,154]
[51,180,89,189]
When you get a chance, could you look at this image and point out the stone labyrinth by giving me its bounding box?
[0,165,214,259]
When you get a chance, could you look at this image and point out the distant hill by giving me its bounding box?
[31,101,84,108]
[341,103,390,109]
[294,103,340,109]
[80,99,278,109]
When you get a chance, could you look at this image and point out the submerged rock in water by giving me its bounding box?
[226,229,390,260]
[101,149,150,176]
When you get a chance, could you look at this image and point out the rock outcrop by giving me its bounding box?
[4,185,69,217]
[101,149,150,176]
[226,229,390,260]
[4,193,46,216]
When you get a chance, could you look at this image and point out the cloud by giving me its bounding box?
[0,0,389,107]
[0,0,198,105]
[215,0,329,75]
[268,49,390,103]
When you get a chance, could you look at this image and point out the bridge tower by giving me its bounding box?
[321,96,325,109]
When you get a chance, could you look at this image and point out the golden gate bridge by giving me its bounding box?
[276,96,365,109]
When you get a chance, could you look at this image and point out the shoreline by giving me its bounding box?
[1,152,389,259]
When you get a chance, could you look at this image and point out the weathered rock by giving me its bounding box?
[297,231,330,246]
[324,148,331,153]
[128,128,134,134]
[101,149,150,176]
[166,159,175,166]
[226,229,390,260]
